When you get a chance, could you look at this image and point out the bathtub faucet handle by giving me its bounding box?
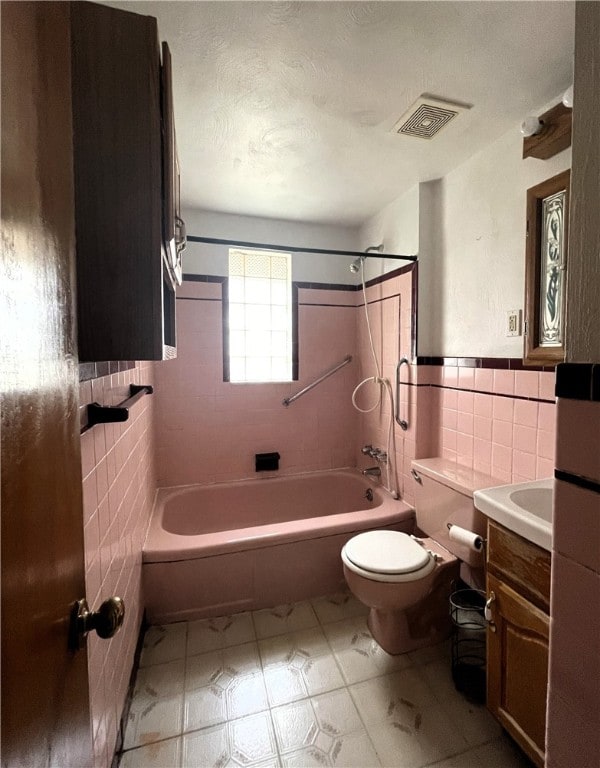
[361,444,374,455]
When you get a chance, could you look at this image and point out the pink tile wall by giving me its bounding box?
[164,273,558,519]
[354,270,419,503]
[352,264,556,505]
[546,397,600,768]
[153,282,357,487]
[79,362,156,768]
[431,367,556,484]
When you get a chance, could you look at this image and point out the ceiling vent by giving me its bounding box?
[392,96,469,140]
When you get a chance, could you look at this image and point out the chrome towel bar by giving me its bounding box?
[283,355,352,407]
[395,358,410,430]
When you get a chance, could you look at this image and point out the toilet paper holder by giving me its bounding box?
[447,523,486,551]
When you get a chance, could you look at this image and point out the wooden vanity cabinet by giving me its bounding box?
[486,520,551,768]
[71,1,177,361]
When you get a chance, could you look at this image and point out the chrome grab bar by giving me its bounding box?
[282,355,352,407]
[395,357,410,430]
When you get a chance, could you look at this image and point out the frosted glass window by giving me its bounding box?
[229,304,245,330]
[227,249,293,382]
[229,277,245,303]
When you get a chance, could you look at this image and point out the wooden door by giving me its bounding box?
[1,3,93,766]
[487,573,549,768]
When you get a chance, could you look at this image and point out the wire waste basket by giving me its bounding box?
[449,588,487,704]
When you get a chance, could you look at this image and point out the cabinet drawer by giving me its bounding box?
[487,520,551,612]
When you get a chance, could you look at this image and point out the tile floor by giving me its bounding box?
[119,593,533,768]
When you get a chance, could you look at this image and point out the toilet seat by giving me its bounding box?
[342,531,437,583]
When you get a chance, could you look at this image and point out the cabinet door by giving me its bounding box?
[161,41,183,285]
[72,2,167,361]
[487,573,549,767]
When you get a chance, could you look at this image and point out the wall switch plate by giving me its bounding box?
[506,309,522,337]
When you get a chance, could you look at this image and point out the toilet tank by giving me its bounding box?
[411,458,500,568]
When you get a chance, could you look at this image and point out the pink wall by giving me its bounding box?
[79,362,156,768]
[546,396,600,767]
[157,272,557,510]
[426,366,555,484]
[75,272,564,768]
[353,267,556,506]
[354,268,420,501]
[153,280,357,486]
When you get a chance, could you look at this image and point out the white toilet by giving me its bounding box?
[342,458,491,655]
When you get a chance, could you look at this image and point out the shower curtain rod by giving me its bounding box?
[187,235,418,262]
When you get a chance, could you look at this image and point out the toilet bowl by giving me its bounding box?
[342,530,458,654]
[342,458,494,655]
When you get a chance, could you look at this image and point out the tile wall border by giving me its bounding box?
[556,362,600,401]
[555,469,600,494]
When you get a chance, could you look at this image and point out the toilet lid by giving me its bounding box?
[344,531,431,574]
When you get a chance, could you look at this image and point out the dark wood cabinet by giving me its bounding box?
[486,521,551,768]
[161,41,184,287]
[71,2,178,361]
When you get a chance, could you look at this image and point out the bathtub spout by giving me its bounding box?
[362,466,381,477]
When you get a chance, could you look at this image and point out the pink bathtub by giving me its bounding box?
[143,469,415,623]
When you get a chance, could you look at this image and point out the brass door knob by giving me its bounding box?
[69,596,125,651]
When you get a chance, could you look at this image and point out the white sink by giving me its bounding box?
[473,478,553,551]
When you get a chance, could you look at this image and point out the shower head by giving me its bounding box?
[350,244,384,273]
[350,256,365,274]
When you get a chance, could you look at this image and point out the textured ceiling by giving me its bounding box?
[107,1,574,225]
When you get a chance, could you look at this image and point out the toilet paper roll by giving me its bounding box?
[448,524,484,551]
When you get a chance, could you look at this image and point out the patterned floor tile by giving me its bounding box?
[419,659,501,747]
[119,596,525,768]
[280,730,380,767]
[185,672,269,731]
[124,659,186,749]
[423,745,485,768]
[186,643,262,690]
[135,659,185,700]
[185,643,268,730]
[349,669,467,768]
[349,667,438,725]
[123,694,184,750]
[259,628,344,706]
[187,612,256,656]
[141,623,188,668]
[322,617,411,684]
[182,712,279,767]
[253,602,319,639]
[310,592,369,625]
[258,628,331,667]
[406,638,451,668]
[473,735,535,767]
[272,689,378,767]
[364,704,468,768]
[120,737,182,767]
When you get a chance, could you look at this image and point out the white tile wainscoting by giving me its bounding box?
[119,593,532,768]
